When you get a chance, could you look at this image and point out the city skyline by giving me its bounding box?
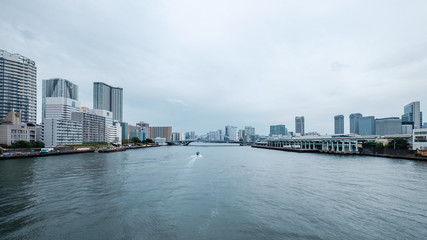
[1,1,427,135]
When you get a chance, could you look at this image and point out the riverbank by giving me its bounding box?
[251,144,427,161]
[0,144,159,160]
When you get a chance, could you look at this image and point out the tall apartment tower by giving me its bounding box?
[93,82,123,122]
[225,125,237,141]
[295,116,305,136]
[334,115,344,134]
[402,101,422,129]
[42,78,80,120]
[349,113,363,134]
[0,49,37,123]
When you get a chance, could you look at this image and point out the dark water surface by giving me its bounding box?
[1,144,427,239]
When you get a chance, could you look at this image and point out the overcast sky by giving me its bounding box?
[1,0,427,135]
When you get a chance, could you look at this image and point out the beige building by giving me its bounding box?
[149,126,172,141]
[0,111,36,145]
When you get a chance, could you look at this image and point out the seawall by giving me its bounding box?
[251,145,427,161]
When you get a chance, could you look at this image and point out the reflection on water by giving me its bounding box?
[1,145,427,239]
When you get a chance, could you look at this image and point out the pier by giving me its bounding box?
[256,135,378,153]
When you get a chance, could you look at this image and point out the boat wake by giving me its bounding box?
[187,154,202,167]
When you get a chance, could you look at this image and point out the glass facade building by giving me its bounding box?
[270,125,287,136]
[359,116,376,135]
[375,117,402,136]
[42,78,80,120]
[334,115,344,134]
[93,82,123,122]
[349,113,363,134]
[295,116,305,136]
[402,101,422,129]
[0,49,37,123]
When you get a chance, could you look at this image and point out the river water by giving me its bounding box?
[1,144,427,239]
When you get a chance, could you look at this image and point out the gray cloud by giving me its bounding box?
[1,0,426,135]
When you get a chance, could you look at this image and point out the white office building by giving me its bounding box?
[42,78,80,120]
[71,112,106,143]
[107,121,122,144]
[42,119,83,147]
[225,125,237,141]
[412,128,427,150]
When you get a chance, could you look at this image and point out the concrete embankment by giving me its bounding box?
[251,145,427,161]
[0,149,95,160]
[0,144,160,160]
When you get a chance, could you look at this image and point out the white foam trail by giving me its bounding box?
[187,154,202,167]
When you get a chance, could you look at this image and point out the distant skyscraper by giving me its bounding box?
[402,101,422,129]
[270,125,287,136]
[244,126,255,142]
[0,49,37,123]
[93,82,123,122]
[349,113,363,134]
[295,116,305,136]
[42,78,80,120]
[334,115,344,134]
[359,116,376,135]
[376,117,402,135]
[225,125,237,141]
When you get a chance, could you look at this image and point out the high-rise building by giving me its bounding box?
[128,124,143,141]
[349,113,363,134]
[149,126,172,141]
[359,116,376,135]
[71,112,106,143]
[121,122,129,140]
[244,126,255,142]
[136,121,150,140]
[107,121,122,144]
[207,130,220,141]
[270,125,287,136]
[238,129,245,140]
[186,131,196,140]
[0,50,37,123]
[82,108,112,126]
[334,115,344,134]
[42,78,80,120]
[375,117,402,136]
[93,82,123,122]
[295,116,305,136]
[402,101,422,129]
[225,125,237,141]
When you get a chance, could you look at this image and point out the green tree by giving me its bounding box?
[387,138,409,150]
[362,142,384,149]
[32,141,45,148]
[10,140,31,148]
[145,138,153,143]
[9,141,44,148]
[131,136,140,143]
